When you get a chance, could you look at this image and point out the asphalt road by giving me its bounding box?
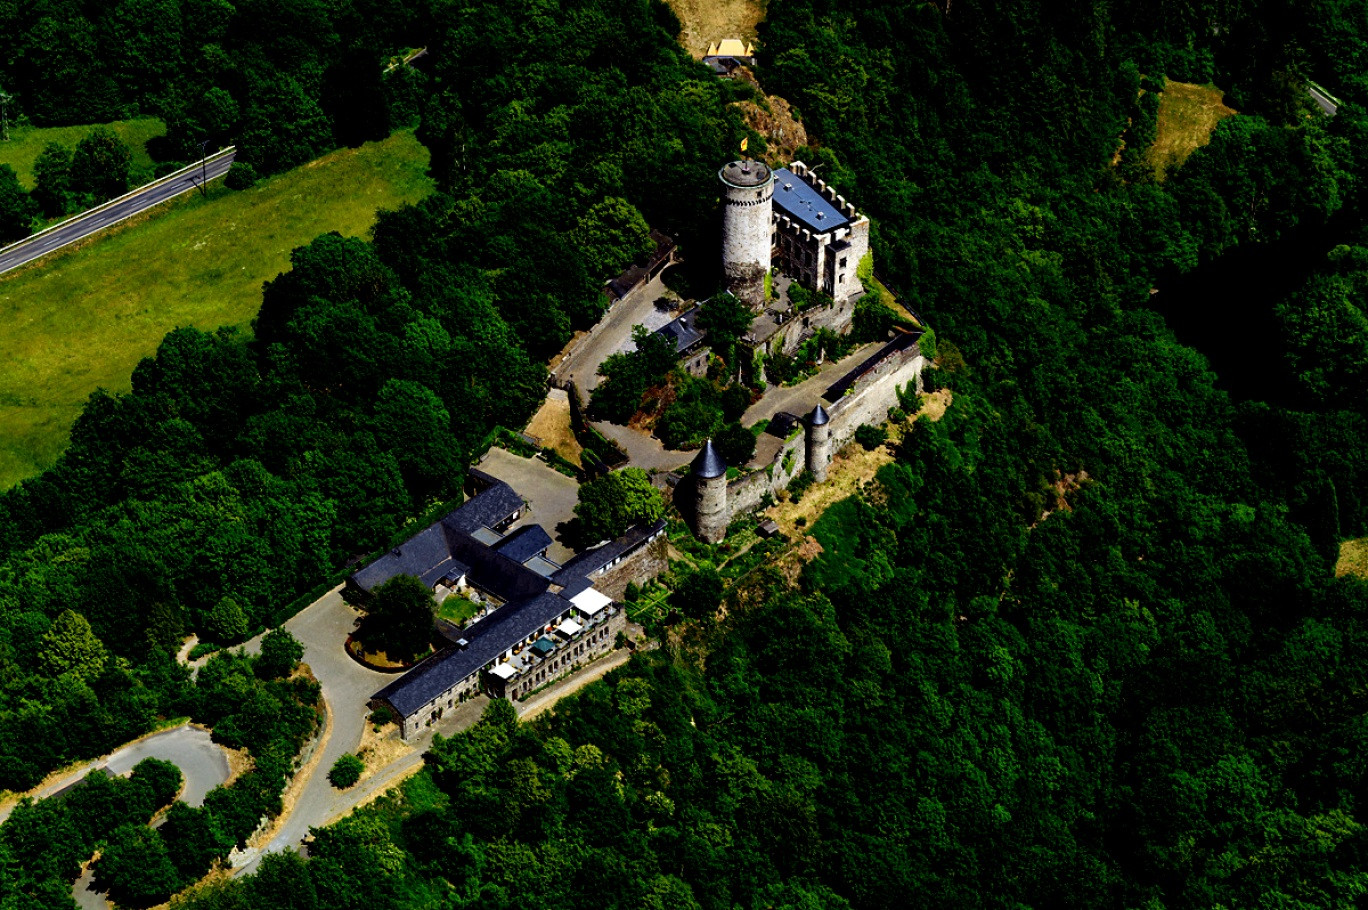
[553,271,678,394]
[0,151,236,276]
[234,586,390,876]
[1309,85,1340,117]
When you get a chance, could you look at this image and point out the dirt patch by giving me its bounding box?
[1035,469,1090,525]
[525,392,583,467]
[1149,81,1237,179]
[220,743,253,788]
[664,0,765,58]
[918,388,951,422]
[344,636,426,672]
[354,722,415,789]
[762,390,952,541]
[1337,538,1368,579]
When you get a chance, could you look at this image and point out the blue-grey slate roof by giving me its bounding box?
[349,479,526,595]
[492,524,553,564]
[374,591,573,716]
[773,168,850,234]
[810,403,830,426]
[446,475,524,533]
[351,522,457,594]
[693,439,727,478]
[656,312,706,354]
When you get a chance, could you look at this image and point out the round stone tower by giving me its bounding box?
[719,159,774,309]
[807,404,832,482]
[693,438,729,544]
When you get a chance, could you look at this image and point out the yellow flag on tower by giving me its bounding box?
[740,137,749,153]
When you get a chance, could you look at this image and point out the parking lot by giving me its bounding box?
[478,447,581,562]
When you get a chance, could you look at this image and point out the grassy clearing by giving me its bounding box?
[1336,538,1368,579]
[1149,81,1237,179]
[0,130,433,489]
[437,595,479,626]
[0,118,165,188]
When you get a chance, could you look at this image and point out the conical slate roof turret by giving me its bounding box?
[693,439,727,479]
[809,403,830,426]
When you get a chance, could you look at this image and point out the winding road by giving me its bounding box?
[0,149,236,276]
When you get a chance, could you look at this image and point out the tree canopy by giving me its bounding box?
[574,468,666,544]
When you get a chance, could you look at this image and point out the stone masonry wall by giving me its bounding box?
[707,339,925,531]
[827,346,926,451]
[727,433,806,516]
[591,537,669,600]
[764,296,857,357]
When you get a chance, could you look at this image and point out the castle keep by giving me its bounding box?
[720,158,870,310]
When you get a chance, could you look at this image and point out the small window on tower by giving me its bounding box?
[839,257,848,268]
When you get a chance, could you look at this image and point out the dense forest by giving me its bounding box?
[7,0,1368,907]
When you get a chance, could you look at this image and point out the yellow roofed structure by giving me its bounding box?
[705,39,755,59]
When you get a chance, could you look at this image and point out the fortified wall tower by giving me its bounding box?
[692,439,729,544]
[806,404,832,481]
[719,159,774,308]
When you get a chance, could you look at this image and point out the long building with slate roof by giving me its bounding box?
[356,475,660,739]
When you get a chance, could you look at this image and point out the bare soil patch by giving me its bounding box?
[1149,81,1237,179]
[354,723,414,788]
[1337,538,1368,579]
[525,392,583,466]
[732,69,809,165]
[664,0,765,58]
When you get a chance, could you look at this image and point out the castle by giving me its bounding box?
[686,159,926,543]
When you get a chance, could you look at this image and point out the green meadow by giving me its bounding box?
[0,130,433,489]
[0,118,166,188]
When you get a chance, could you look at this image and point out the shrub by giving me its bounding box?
[715,421,757,466]
[658,399,724,449]
[856,424,888,450]
[918,326,938,361]
[329,753,364,789]
[255,628,304,680]
[204,596,250,645]
[225,161,258,190]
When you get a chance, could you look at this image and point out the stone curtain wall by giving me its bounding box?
[766,296,858,357]
[727,433,806,515]
[827,345,926,451]
[593,537,669,600]
[707,340,926,531]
